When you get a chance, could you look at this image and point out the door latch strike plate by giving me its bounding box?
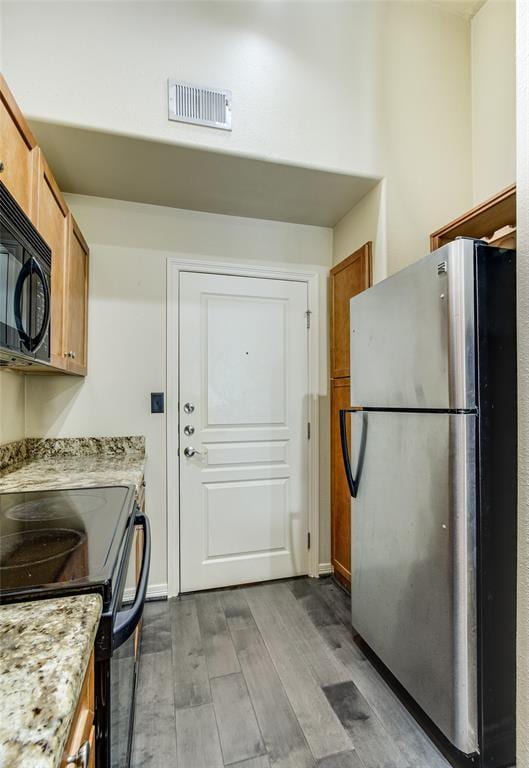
[305,310,312,329]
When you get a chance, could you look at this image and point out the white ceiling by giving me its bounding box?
[29,120,379,229]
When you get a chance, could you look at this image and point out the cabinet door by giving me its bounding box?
[64,215,89,375]
[0,75,38,219]
[330,243,372,378]
[331,378,353,589]
[35,149,69,370]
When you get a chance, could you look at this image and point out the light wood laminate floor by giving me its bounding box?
[131,577,450,768]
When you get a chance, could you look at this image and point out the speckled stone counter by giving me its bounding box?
[0,595,102,768]
[0,437,145,496]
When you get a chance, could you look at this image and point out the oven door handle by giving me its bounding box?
[112,512,151,651]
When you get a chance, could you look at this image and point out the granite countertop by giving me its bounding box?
[0,437,145,495]
[0,595,102,768]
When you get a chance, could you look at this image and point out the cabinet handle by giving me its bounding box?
[66,739,90,767]
[71,351,76,359]
[0,162,4,172]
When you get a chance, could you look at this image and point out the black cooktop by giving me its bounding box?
[0,485,136,605]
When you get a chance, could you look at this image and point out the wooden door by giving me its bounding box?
[64,215,89,375]
[330,242,372,590]
[0,75,38,220]
[35,149,69,370]
[330,243,372,379]
[179,271,309,591]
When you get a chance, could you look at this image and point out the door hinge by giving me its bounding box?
[307,422,311,440]
[305,310,312,329]
[308,532,311,550]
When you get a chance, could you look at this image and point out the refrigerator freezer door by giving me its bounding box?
[349,410,478,754]
[350,239,476,410]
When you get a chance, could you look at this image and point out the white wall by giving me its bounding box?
[332,181,387,277]
[24,194,332,591]
[0,370,25,445]
[516,0,529,763]
[1,0,472,275]
[471,0,516,204]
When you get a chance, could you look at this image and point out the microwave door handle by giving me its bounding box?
[112,511,151,651]
[27,257,50,353]
[13,258,32,348]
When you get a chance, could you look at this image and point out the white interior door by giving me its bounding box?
[179,271,309,591]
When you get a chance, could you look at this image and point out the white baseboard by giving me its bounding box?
[318,562,333,576]
[123,582,168,602]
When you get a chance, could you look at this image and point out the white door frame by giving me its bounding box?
[166,256,321,597]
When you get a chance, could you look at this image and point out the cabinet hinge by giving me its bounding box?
[307,422,311,440]
[305,309,312,329]
[308,532,311,550]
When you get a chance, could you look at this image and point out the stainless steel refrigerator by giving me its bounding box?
[340,238,516,768]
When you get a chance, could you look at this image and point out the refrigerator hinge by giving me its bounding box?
[307,532,311,550]
[305,310,312,329]
[307,422,311,440]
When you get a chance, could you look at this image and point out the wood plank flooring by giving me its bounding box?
[131,577,450,768]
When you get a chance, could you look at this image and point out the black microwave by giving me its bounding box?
[0,182,51,366]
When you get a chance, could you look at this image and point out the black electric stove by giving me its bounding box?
[0,485,151,768]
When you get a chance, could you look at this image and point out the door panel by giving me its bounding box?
[35,150,69,368]
[350,239,476,409]
[349,410,478,753]
[65,215,89,375]
[330,243,371,378]
[0,81,37,220]
[180,272,308,591]
[331,378,353,588]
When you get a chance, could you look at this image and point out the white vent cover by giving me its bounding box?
[168,79,232,130]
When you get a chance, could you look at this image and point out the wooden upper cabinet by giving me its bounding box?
[35,149,70,370]
[64,215,89,376]
[330,243,372,379]
[0,76,90,377]
[0,74,38,219]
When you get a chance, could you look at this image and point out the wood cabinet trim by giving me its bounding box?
[0,75,37,150]
[36,148,69,217]
[430,183,516,250]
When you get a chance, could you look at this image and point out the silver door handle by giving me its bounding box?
[66,739,90,767]
[184,446,207,458]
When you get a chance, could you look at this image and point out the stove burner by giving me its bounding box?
[5,492,106,521]
[0,528,85,569]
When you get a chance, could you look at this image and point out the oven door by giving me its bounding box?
[109,512,151,768]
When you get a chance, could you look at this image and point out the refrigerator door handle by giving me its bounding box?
[340,409,367,498]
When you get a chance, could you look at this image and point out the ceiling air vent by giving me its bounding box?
[168,79,232,131]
